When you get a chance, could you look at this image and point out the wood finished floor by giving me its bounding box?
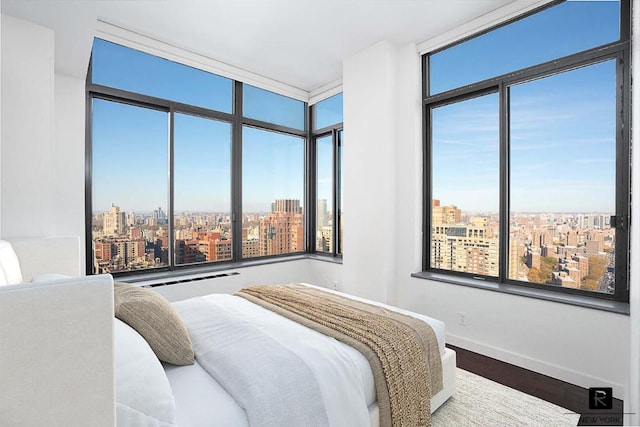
[447,344,624,426]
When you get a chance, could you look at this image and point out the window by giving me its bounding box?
[423,0,630,304]
[243,84,306,130]
[242,127,305,258]
[428,0,621,95]
[431,93,499,277]
[91,99,169,274]
[87,39,308,276]
[92,39,232,112]
[316,135,333,253]
[311,94,343,257]
[174,113,232,266]
[313,93,343,131]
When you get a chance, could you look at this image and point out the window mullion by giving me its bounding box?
[306,105,315,254]
[614,49,631,302]
[332,129,339,256]
[498,82,510,283]
[168,108,176,269]
[232,81,243,261]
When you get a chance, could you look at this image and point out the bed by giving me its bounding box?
[114,282,456,427]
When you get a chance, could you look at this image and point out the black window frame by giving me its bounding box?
[309,98,343,258]
[420,0,631,307]
[85,41,310,277]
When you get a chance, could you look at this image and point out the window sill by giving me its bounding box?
[411,271,629,315]
[307,253,343,264]
[119,253,342,286]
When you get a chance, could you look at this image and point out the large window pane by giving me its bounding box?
[429,1,620,95]
[242,127,305,257]
[314,93,343,130]
[91,99,169,273]
[91,39,233,113]
[243,85,305,130]
[174,114,232,266]
[508,61,617,294]
[431,93,499,277]
[316,135,333,253]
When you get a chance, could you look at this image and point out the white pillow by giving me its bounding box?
[0,240,23,285]
[114,318,178,427]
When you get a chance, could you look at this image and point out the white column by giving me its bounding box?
[342,40,399,303]
[1,15,54,238]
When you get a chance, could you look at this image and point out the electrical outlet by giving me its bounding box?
[458,312,467,326]
[331,280,338,290]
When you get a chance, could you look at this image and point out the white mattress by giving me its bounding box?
[166,286,450,427]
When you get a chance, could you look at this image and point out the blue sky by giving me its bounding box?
[92,40,314,213]
[431,0,619,214]
[92,1,618,215]
[92,99,307,213]
[316,135,334,212]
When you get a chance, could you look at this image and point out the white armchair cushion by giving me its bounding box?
[0,240,23,285]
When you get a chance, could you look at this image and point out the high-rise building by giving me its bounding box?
[127,210,136,226]
[242,239,260,258]
[271,199,302,214]
[431,215,498,276]
[432,201,461,225]
[154,206,168,225]
[317,199,328,228]
[176,231,231,264]
[103,204,126,236]
[317,225,333,252]
[260,199,304,256]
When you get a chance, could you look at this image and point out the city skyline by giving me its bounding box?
[431,199,615,293]
[92,198,308,273]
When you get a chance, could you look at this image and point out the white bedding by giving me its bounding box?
[165,350,457,427]
[163,361,248,427]
[167,287,450,427]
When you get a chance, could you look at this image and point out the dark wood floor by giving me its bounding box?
[448,344,624,426]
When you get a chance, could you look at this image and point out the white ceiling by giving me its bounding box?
[2,0,538,94]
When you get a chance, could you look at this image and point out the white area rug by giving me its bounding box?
[432,369,580,426]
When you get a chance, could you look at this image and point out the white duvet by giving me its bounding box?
[169,289,447,427]
[173,294,373,427]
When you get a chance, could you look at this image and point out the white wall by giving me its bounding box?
[342,39,632,404]
[1,14,55,238]
[153,259,315,302]
[342,40,398,303]
[53,74,86,270]
[0,13,3,237]
[1,15,86,268]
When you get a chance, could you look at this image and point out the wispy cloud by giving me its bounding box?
[574,158,615,165]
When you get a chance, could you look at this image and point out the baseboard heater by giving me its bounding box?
[143,271,240,288]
